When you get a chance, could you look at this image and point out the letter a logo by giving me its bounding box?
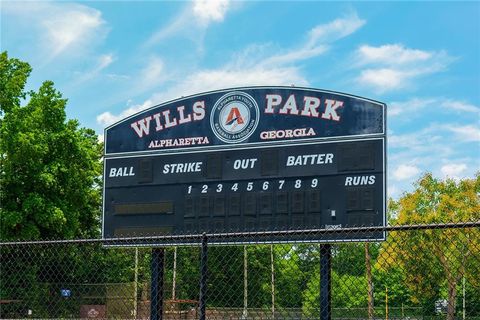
[225,106,244,126]
[211,91,259,143]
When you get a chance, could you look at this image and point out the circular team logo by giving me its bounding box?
[210,92,260,143]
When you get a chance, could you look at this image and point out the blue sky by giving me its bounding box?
[2,1,479,198]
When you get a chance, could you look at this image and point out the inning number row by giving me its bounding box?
[186,179,321,194]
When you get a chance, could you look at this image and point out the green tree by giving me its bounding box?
[0,51,102,240]
[302,270,368,317]
[377,173,480,320]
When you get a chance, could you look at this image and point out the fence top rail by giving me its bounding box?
[1,221,478,246]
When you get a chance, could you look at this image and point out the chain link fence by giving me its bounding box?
[1,222,479,320]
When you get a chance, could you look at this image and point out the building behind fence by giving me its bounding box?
[1,223,479,319]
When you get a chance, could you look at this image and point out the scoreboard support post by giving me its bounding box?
[320,244,332,320]
[199,233,209,320]
[150,248,165,320]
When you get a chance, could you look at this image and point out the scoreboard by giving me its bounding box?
[103,87,386,244]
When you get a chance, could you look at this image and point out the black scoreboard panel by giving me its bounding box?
[103,138,385,243]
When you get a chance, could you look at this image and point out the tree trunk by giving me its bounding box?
[365,243,374,320]
[446,276,458,320]
[434,242,465,320]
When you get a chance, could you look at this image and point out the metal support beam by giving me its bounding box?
[320,244,331,320]
[150,248,165,320]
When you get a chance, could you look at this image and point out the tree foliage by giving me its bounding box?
[377,173,480,320]
[0,52,102,240]
[0,52,32,115]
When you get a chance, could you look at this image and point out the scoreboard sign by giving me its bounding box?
[103,87,386,243]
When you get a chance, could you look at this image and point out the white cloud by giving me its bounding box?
[353,44,453,92]
[387,185,400,199]
[389,123,480,152]
[307,12,366,46]
[144,8,192,47]
[193,0,230,24]
[261,45,329,67]
[229,11,365,71]
[255,12,364,68]
[389,133,448,155]
[97,99,154,127]
[263,12,365,67]
[393,164,421,181]
[388,122,479,198]
[388,97,480,118]
[445,125,480,142]
[388,98,436,117]
[441,163,467,180]
[138,57,165,89]
[98,54,115,70]
[72,54,115,84]
[358,68,415,92]
[387,117,479,198]
[99,11,365,126]
[358,65,447,93]
[3,2,107,62]
[441,100,480,114]
[96,65,306,129]
[107,74,130,81]
[356,44,432,65]
[151,66,308,104]
[145,0,233,49]
[104,56,166,101]
[43,8,104,59]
